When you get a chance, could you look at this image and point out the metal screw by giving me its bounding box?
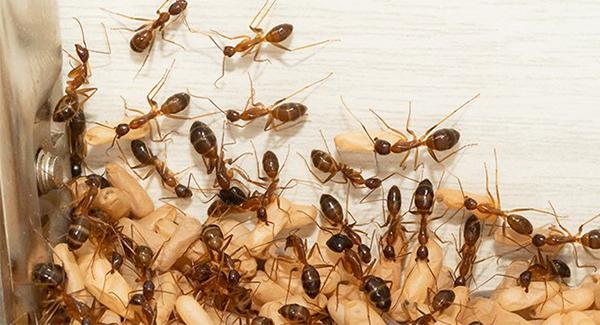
[35,149,62,194]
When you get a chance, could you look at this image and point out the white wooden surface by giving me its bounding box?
[57,0,600,290]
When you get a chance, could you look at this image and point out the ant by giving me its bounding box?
[410,289,457,325]
[278,233,332,299]
[516,253,571,293]
[54,18,110,123]
[123,139,200,198]
[190,72,332,131]
[524,203,600,271]
[318,193,372,264]
[299,130,407,202]
[208,0,336,86]
[102,0,198,77]
[453,151,543,237]
[453,214,482,287]
[344,94,479,170]
[325,252,392,313]
[96,62,212,152]
[380,185,410,262]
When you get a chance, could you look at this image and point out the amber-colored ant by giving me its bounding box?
[522,203,600,271]
[95,63,213,152]
[343,94,479,170]
[190,72,332,132]
[453,214,482,287]
[102,0,200,77]
[54,18,110,123]
[453,151,543,237]
[207,0,336,86]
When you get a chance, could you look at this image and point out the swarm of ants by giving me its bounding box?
[28,0,600,324]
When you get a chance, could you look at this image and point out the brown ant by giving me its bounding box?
[318,193,372,264]
[123,139,201,198]
[343,94,479,170]
[207,0,336,86]
[102,0,199,77]
[96,63,212,152]
[380,185,410,262]
[410,289,457,324]
[277,234,333,299]
[190,72,332,131]
[325,253,392,313]
[299,130,407,203]
[453,214,482,287]
[453,151,542,237]
[54,18,110,123]
[524,203,600,271]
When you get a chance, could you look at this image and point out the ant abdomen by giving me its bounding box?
[32,263,66,287]
[550,259,571,278]
[414,179,434,213]
[262,151,280,179]
[361,275,391,312]
[190,121,218,157]
[311,149,336,172]
[265,23,293,43]
[425,128,460,151]
[358,243,372,263]
[131,140,155,165]
[251,316,274,325]
[67,217,92,251]
[326,233,353,253]
[130,30,154,52]
[301,264,321,299]
[506,214,533,235]
[272,102,307,123]
[175,184,192,198]
[582,229,600,249]
[161,92,190,115]
[278,303,310,322]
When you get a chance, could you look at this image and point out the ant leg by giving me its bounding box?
[264,119,308,132]
[272,73,333,106]
[210,29,251,41]
[134,40,156,79]
[269,39,338,53]
[249,0,276,31]
[100,8,153,22]
[427,144,477,165]
[252,44,271,64]
[160,29,185,50]
[368,109,408,139]
[418,93,480,142]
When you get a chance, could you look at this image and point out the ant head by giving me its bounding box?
[325,233,353,253]
[257,207,268,223]
[129,293,145,306]
[364,177,381,190]
[464,197,478,210]
[532,234,546,247]
[373,138,391,155]
[223,46,236,57]
[32,263,66,287]
[168,0,188,15]
[70,162,83,178]
[175,185,192,198]
[225,109,240,122]
[75,44,89,62]
[382,245,395,260]
[115,123,130,137]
